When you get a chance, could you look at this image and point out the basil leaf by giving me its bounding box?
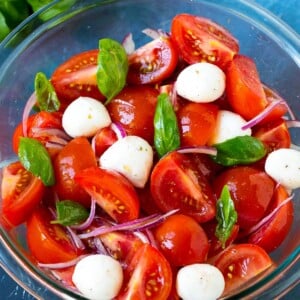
[51,200,89,226]
[215,185,238,248]
[154,93,180,157]
[18,137,55,186]
[0,12,10,41]
[97,38,128,104]
[213,135,266,166]
[35,72,60,112]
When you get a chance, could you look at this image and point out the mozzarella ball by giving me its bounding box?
[176,264,225,300]
[265,148,300,190]
[72,254,123,300]
[208,110,251,145]
[175,62,225,103]
[99,135,153,188]
[62,96,111,138]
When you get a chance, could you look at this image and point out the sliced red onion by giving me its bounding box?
[122,33,135,55]
[145,229,158,249]
[142,28,169,39]
[241,100,286,130]
[177,146,217,156]
[94,237,110,255]
[78,209,179,239]
[133,231,150,244]
[66,226,86,250]
[38,255,88,269]
[30,127,71,141]
[45,141,65,150]
[286,120,300,129]
[22,92,37,136]
[110,122,127,140]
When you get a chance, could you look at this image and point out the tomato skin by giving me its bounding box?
[226,55,267,120]
[53,137,97,207]
[107,85,158,144]
[213,166,275,229]
[75,166,140,223]
[117,244,172,300]
[51,49,104,108]
[93,126,117,157]
[1,162,45,228]
[151,151,216,223]
[26,205,81,263]
[214,244,273,294]
[171,14,239,69]
[247,185,294,253]
[127,37,178,85]
[154,214,209,266]
[177,102,219,147]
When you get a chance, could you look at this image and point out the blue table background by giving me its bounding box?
[0,0,299,299]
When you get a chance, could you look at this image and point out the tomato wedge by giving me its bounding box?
[93,126,117,157]
[214,244,273,294]
[117,244,173,300]
[171,14,239,69]
[150,151,216,223]
[1,161,45,228]
[127,37,178,85]
[75,166,139,223]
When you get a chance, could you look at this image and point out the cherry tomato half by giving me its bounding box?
[93,126,117,157]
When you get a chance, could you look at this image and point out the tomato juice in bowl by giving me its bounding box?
[0,0,299,299]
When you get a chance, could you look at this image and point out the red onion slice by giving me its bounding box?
[177,146,217,156]
[142,28,169,39]
[38,255,88,269]
[122,33,135,55]
[22,92,37,136]
[286,120,300,129]
[133,231,150,244]
[110,122,127,140]
[66,226,86,250]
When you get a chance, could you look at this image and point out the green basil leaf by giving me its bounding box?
[0,11,10,41]
[213,135,266,166]
[51,200,89,226]
[18,137,55,186]
[154,93,180,157]
[35,72,60,112]
[97,38,128,104]
[215,185,238,248]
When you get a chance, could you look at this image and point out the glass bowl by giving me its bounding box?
[0,0,299,299]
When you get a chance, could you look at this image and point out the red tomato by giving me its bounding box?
[213,166,275,229]
[127,37,178,85]
[107,85,158,144]
[51,49,104,107]
[26,205,81,263]
[226,55,268,120]
[151,151,216,223]
[93,126,117,157]
[247,185,294,253]
[177,102,219,147]
[117,244,172,300]
[53,137,97,207]
[171,14,239,69]
[1,162,45,228]
[75,166,139,223]
[214,244,273,294]
[154,214,209,266]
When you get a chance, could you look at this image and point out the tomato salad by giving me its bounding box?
[1,13,299,300]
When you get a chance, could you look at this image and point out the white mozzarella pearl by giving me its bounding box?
[265,148,300,190]
[208,110,251,145]
[175,62,225,103]
[72,254,123,300]
[99,135,153,188]
[176,264,225,300]
[62,96,111,138]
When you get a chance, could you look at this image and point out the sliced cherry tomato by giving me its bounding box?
[127,37,178,85]
[51,49,104,108]
[107,85,158,144]
[93,126,117,157]
[226,54,268,120]
[53,137,97,207]
[154,214,209,266]
[1,161,45,228]
[177,102,219,147]
[171,14,239,69]
[150,151,216,223]
[26,205,82,263]
[214,244,273,294]
[117,244,172,300]
[75,166,139,223]
[213,166,275,229]
[247,185,294,253]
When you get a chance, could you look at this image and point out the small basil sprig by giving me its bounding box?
[215,185,238,248]
[212,135,266,166]
[35,72,60,112]
[154,93,180,157]
[97,38,128,104]
[51,200,89,226]
[18,137,55,186]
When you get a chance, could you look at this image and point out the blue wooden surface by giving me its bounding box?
[0,0,299,299]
